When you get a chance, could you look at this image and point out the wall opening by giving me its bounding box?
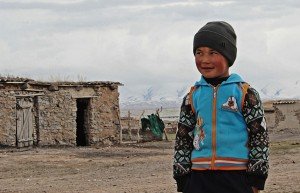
[76,98,90,146]
[16,96,34,148]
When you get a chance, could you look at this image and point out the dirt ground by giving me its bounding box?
[0,133,300,193]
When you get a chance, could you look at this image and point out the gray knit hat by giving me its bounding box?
[193,21,237,66]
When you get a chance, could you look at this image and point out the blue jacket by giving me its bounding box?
[191,73,249,170]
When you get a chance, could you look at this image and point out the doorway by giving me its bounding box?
[16,96,34,147]
[76,98,90,146]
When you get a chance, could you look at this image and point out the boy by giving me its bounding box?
[173,21,269,193]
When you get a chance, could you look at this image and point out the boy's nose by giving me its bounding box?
[201,55,210,63]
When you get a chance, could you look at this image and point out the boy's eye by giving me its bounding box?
[210,51,219,55]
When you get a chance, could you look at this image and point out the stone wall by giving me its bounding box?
[88,86,121,145]
[0,88,17,146]
[38,89,77,146]
[120,116,140,141]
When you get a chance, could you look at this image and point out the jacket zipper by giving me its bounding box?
[211,85,219,169]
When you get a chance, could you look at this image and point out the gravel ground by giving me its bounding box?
[0,134,299,193]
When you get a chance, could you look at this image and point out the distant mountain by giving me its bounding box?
[120,81,300,110]
[120,86,185,110]
[259,80,300,100]
[120,95,181,110]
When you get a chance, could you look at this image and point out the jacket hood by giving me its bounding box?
[194,73,245,86]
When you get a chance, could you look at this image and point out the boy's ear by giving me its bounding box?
[225,57,232,67]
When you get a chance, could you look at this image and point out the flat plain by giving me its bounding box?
[0,133,299,193]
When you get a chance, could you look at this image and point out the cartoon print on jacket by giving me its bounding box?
[222,96,238,112]
[193,117,205,150]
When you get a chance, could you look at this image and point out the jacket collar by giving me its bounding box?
[194,73,244,86]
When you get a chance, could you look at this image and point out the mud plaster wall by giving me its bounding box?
[265,101,300,133]
[274,102,300,130]
[0,82,121,147]
[265,112,276,129]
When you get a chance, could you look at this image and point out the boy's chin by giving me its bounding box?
[202,74,219,79]
[201,72,229,79]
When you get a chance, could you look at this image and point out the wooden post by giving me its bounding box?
[156,107,168,141]
[117,108,123,144]
[137,110,145,143]
[128,111,132,140]
[33,96,40,146]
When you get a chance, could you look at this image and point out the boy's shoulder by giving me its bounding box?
[181,88,194,106]
[186,81,257,112]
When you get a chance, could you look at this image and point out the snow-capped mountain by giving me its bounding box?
[120,81,300,110]
[259,81,300,100]
[120,95,182,110]
[120,86,186,110]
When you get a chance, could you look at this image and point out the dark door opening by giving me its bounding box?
[76,98,90,146]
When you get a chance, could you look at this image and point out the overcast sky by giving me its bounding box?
[0,0,299,101]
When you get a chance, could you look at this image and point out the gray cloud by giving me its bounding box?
[0,0,299,101]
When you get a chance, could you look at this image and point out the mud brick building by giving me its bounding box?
[264,100,300,133]
[0,77,123,147]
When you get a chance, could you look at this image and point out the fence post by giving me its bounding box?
[138,110,145,143]
[118,109,123,144]
[128,111,132,140]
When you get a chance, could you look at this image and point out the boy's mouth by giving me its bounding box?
[201,67,214,70]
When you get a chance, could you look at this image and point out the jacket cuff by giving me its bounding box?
[174,174,190,192]
[247,173,267,190]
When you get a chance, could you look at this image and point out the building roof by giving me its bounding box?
[263,99,299,112]
[273,100,296,105]
[0,76,123,86]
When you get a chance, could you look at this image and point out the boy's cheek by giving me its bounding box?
[195,62,201,72]
[195,58,201,67]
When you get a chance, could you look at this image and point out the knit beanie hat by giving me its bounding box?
[193,21,237,66]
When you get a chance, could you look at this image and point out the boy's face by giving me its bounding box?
[195,47,229,78]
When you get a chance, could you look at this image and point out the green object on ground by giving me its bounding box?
[141,114,165,137]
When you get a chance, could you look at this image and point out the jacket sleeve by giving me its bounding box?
[242,86,269,190]
[173,93,196,192]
